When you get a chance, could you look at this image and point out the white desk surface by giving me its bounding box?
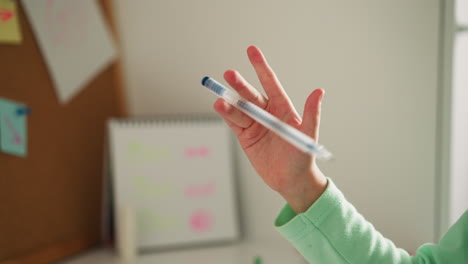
[61,240,308,264]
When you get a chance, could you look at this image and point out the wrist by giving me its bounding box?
[279,166,328,214]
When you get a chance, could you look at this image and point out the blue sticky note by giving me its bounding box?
[0,98,28,157]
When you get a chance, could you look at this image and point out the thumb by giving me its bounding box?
[300,88,324,140]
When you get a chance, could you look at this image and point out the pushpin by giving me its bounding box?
[16,107,31,116]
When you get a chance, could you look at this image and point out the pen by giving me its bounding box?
[201,77,333,160]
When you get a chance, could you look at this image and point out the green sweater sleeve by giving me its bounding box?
[274,179,468,264]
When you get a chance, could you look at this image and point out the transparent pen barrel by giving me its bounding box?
[233,98,331,159]
[202,76,332,160]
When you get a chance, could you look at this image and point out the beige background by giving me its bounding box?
[114,0,441,252]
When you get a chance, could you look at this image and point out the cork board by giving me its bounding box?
[0,1,126,263]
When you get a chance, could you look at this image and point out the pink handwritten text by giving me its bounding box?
[185,182,215,198]
[0,8,14,22]
[189,209,214,233]
[45,0,86,47]
[184,146,210,159]
[5,117,21,144]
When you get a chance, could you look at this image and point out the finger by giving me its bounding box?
[247,46,291,104]
[221,116,244,137]
[213,98,254,129]
[224,69,268,108]
[300,89,324,140]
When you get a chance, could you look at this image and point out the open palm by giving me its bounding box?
[214,46,327,213]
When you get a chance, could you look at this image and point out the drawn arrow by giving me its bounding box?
[4,117,22,145]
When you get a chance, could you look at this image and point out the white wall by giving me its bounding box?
[114,0,441,252]
[456,0,468,25]
[449,0,468,225]
[450,32,468,226]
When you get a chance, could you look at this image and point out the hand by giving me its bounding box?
[214,46,328,213]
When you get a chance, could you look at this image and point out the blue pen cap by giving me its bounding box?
[201,76,210,86]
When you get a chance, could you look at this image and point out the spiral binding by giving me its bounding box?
[108,114,223,128]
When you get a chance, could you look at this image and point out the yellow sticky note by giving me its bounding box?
[0,0,21,44]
